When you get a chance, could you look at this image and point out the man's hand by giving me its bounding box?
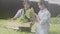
[33,13,39,22]
[33,13,37,17]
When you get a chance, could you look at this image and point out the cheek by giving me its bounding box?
[39,6,42,8]
[24,5,26,7]
[39,6,41,8]
[24,4,27,7]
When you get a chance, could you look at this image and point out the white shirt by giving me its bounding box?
[13,9,24,19]
[38,8,51,25]
[35,8,51,34]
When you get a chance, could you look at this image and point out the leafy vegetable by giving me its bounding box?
[17,8,34,23]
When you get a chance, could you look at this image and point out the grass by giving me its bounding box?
[49,24,60,34]
[0,17,60,34]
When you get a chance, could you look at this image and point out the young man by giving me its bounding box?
[13,1,34,23]
[33,0,51,34]
[11,1,35,32]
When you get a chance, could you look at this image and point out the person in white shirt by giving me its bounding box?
[12,1,35,26]
[33,0,51,34]
[11,1,35,32]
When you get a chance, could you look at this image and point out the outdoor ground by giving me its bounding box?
[0,17,60,34]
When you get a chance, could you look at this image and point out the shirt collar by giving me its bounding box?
[40,8,47,12]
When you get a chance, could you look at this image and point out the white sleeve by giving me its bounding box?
[40,12,51,25]
[13,9,23,19]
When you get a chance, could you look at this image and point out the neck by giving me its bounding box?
[41,7,45,10]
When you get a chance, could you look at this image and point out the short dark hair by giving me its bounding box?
[38,0,47,7]
[23,0,31,5]
[23,0,32,8]
[38,2,43,5]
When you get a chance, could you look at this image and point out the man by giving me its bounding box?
[11,1,35,32]
[33,0,51,34]
[13,1,34,23]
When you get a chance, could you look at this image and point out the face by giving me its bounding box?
[38,2,44,10]
[23,3,30,10]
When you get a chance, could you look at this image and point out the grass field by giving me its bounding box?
[0,17,60,34]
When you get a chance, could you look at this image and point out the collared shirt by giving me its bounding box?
[38,8,51,25]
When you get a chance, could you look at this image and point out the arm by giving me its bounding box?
[40,12,51,25]
[13,9,24,20]
[33,13,39,22]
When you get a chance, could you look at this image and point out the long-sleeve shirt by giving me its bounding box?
[38,8,51,25]
[36,8,51,34]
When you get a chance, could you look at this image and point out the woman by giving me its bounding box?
[34,1,51,34]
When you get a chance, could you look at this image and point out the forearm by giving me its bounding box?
[13,15,18,20]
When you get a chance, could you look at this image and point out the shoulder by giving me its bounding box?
[45,9,50,14]
[18,9,24,12]
[16,9,24,13]
[45,9,51,16]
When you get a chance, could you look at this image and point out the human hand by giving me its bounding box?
[33,13,37,16]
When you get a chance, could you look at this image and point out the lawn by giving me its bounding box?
[0,17,60,34]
